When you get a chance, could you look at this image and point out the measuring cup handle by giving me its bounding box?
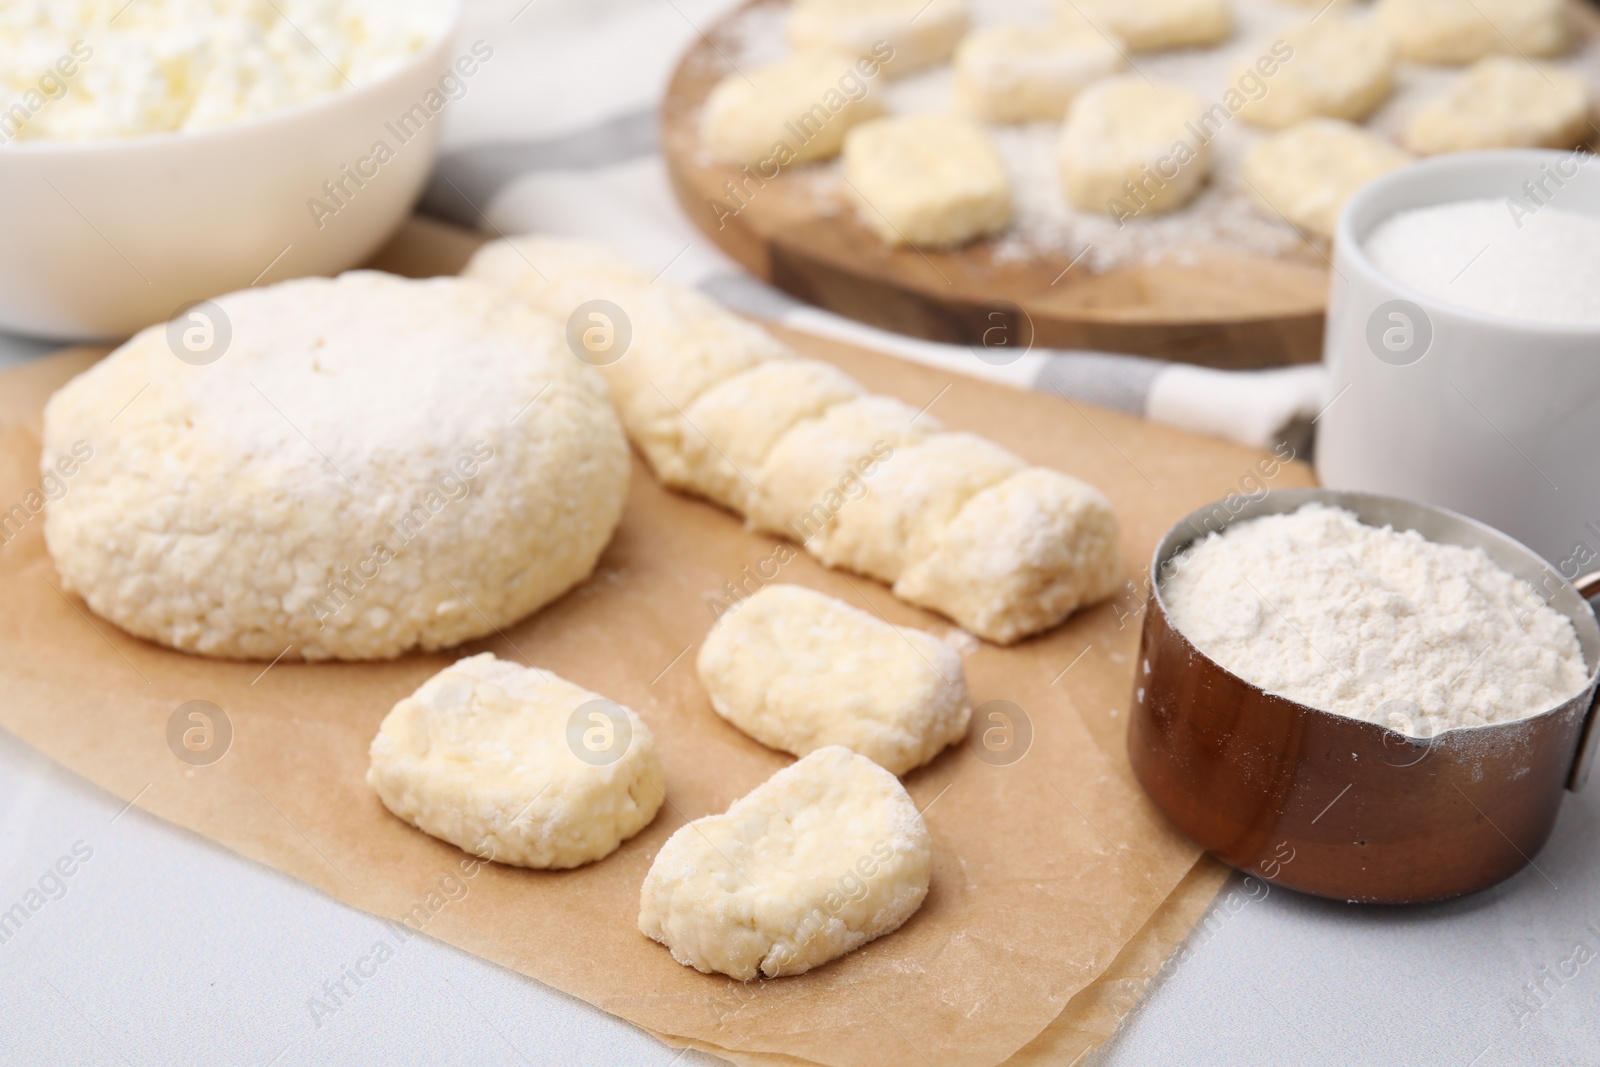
[1567,571,1600,792]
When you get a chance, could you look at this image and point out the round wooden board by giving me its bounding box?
[662,0,1333,369]
[664,0,1600,369]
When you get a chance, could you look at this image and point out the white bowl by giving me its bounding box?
[0,3,464,341]
[1317,149,1600,571]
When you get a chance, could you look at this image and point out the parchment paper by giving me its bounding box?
[0,225,1315,1066]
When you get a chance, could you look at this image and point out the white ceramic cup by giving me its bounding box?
[0,2,465,340]
[1317,149,1600,576]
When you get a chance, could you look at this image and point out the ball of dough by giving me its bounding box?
[1068,0,1231,52]
[1236,17,1396,129]
[1375,0,1568,65]
[697,585,971,775]
[368,654,665,868]
[679,358,864,515]
[1059,77,1212,217]
[790,0,969,79]
[842,113,1014,246]
[954,23,1126,124]
[1244,119,1413,239]
[41,273,629,661]
[702,51,886,165]
[1405,58,1590,155]
[894,467,1122,645]
[638,745,931,978]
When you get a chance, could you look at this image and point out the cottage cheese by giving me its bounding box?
[0,0,449,142]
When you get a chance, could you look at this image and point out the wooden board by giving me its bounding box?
[662,0,1330,369]
[662,0,1600,369]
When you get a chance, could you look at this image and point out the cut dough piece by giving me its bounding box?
[895,467,1122,644]
[843,113,1013,247]
[752,395,941,543]
[790,0,969,79]
[464,236,794,486]
[697,585,971,775]
[1404,58,1590,155]
[1244,119,1413,239]
[680,359,865,515]
[1059,77,1212,217]
[638,746,931,978]
[1375,0,1568,65]
[367,654,664,869]
[1069,0,1231,52]
[1236,18,1396,129]
[702,51,886,165]
[41,272,628,661]
[954,23,1126,124]
[823,431,1025,582]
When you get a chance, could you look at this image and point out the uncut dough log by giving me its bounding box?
[638,746,932,979]
[790,0,969,79]
[1244,119,1413,239]
[41,272,629,661]
[702,51,885,165]
[1059,77,1212,217]
[1069,0,1231,51]
[465,236,1123,644]
[367,654,665,869]
[842,113,1013,247]
[697,584,971,774]
[1375,0,1568,65]
[1405,58,1590,155]
[954,23,1125,124]
[1235,17,1396,129]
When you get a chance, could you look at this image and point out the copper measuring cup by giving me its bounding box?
[1127,489,1600,904]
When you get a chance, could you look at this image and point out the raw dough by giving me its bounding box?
[895,467,1123,645]
[1404,58,1590,155]
[954,23,1126,124]
[1236,17,1396,129]
[702,51,885,165]
[638,746,931,978]
[1069,0,1232,52]
[41,272,629,661]
[1058,77,1212,217]
[679,358,864,515]
[464,236,795,487]
[750,394,940,543]
[367,653,665,868]
[1244,119,1413,239]
[1375,0,1568,65]
[696,584,971,774]
[822,430,1024,583]
[842,113,1014,246]
[468,234,1125,645]
[790,0,969,79]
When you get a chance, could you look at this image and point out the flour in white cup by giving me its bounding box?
[1364,197,1600,326]
[1161,503,1589,736]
